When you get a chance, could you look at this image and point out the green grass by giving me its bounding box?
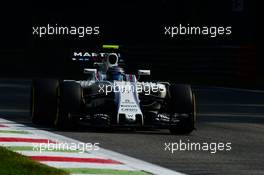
[0,146,69,175]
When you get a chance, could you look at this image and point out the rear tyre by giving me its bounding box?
[31,79,59,125]
[168,84,196,135]
[55,81,82,130]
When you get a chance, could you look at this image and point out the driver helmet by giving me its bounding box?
[106,66,124,81]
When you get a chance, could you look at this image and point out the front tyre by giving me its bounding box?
[31,79,59,125]
[169,84,196,135]
[55,81,82,130]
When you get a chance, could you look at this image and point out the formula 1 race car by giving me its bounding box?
[31,46,196,134]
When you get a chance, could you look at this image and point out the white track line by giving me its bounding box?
[0,142,53,147]
[0,134,44,139]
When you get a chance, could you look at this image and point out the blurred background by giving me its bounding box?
[0,0,259,88]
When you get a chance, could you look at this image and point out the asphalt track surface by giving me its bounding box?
[0,79,264,175]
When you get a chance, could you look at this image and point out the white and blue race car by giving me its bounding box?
[31,46,196,134]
